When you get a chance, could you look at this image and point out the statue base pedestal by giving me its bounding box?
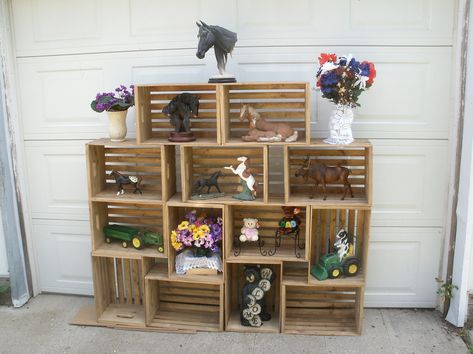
[168,132,196,142]
[190,192,225,200]
[209,75,236,83]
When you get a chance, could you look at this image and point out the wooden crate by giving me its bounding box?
[224,205,309,262]
[284,140,372,206]
[92,255,148,327]
[225,262,282,333]
[282,285,363,335]
[135,84,220,145]
[309,207,371,287]
[220,82,311,145]
[86,140,176,202]
[144,278,224,332]
[180,145,268,203]
[90,201,166,258]
[166,204,224,283]
[282,261,309,286]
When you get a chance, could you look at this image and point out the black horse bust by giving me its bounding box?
[196,20,237,83]
[162,93,200,142]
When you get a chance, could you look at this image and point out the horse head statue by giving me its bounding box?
[196,20,237,75]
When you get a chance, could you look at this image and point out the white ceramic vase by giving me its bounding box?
[106,110,128,142]
[324,104,354,145]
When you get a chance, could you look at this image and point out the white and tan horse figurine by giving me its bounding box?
[224,156,257,198]
[239,104,298,143]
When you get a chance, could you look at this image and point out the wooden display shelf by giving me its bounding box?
[282,261,309,285]
[86,82,372,336]
[145,278,224,331]
[93,255,147,327]
[224,205,310,262]
[284,142,372,205]
[220,82,311,145]
[225,262,281,333]
[86,142,176,203]
[308,273,365,288]
[135,84,220,145]
[226,310,280,333]
[93,243,166,259]
[310,207,371,285]
[180,145,269,203]
[282,284,363,335]
[166,204,224,279]
[89,201,166,255]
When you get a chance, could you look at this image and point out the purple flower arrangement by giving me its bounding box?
[171,210,223,255]
[91,85,134,112]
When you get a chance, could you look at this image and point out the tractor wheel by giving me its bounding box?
[131,235,144,250]
[343,257,360,277]
[122,241,128,248]
[105,237,112,244]
[158,246,164,253]
[327,266,342,279]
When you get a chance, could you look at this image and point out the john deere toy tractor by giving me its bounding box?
[311,229,360,281]
[103,224,164,253]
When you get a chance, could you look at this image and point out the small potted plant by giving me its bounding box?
[91,85,134,142]
[316,54,376,145]
[171,210,223,275]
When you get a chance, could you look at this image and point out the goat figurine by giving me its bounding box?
[295,156,354,200]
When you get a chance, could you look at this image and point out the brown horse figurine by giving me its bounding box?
[295,156,354,200]
[239,105,298,142]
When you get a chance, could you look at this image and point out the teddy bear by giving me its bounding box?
[240,265,276,327]
[240,218,260,242]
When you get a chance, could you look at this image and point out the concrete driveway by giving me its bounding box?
[0,294,468,354]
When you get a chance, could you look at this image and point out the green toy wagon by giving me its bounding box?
[103,224,164,253]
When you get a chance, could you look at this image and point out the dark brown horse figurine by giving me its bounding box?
[109,170,142,196]
[295,156,354,200]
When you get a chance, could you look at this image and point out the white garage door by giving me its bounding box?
[11,0,455,306]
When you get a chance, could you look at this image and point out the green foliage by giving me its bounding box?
[435,277,458,300]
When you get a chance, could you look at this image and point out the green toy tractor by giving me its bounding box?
[103,224,164,253]
[311,229,360,281]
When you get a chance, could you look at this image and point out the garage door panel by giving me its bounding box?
[33,220,93,295]
[24,141,89,220]
[365,227,443,307]
[371,139,448,227]
[12,0,455,56]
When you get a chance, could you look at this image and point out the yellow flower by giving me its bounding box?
[189,224,197,233]
[199,225,210,233]
[172,241,182,250]
[178,221,189,230]
[171,230,177,242]
[197,230,206,239]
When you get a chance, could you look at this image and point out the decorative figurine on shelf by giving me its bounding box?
[295,156,354,200]
[162,93,200,142]
[224,156,257,201]
[109,170,142,196]
[171,210,223,275]
[240,265,275,327]
[311,229,361,281]
[191,171,225,200]
[239,105,298,143]
[103,224,164,253]
[196,20,237,83]
[233,218,266,256]
[239,218,260,242]
[316,53,376,144]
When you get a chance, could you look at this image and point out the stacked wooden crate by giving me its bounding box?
[86,82,372,335]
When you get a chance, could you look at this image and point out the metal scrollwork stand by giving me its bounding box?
[233,236,268,256]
